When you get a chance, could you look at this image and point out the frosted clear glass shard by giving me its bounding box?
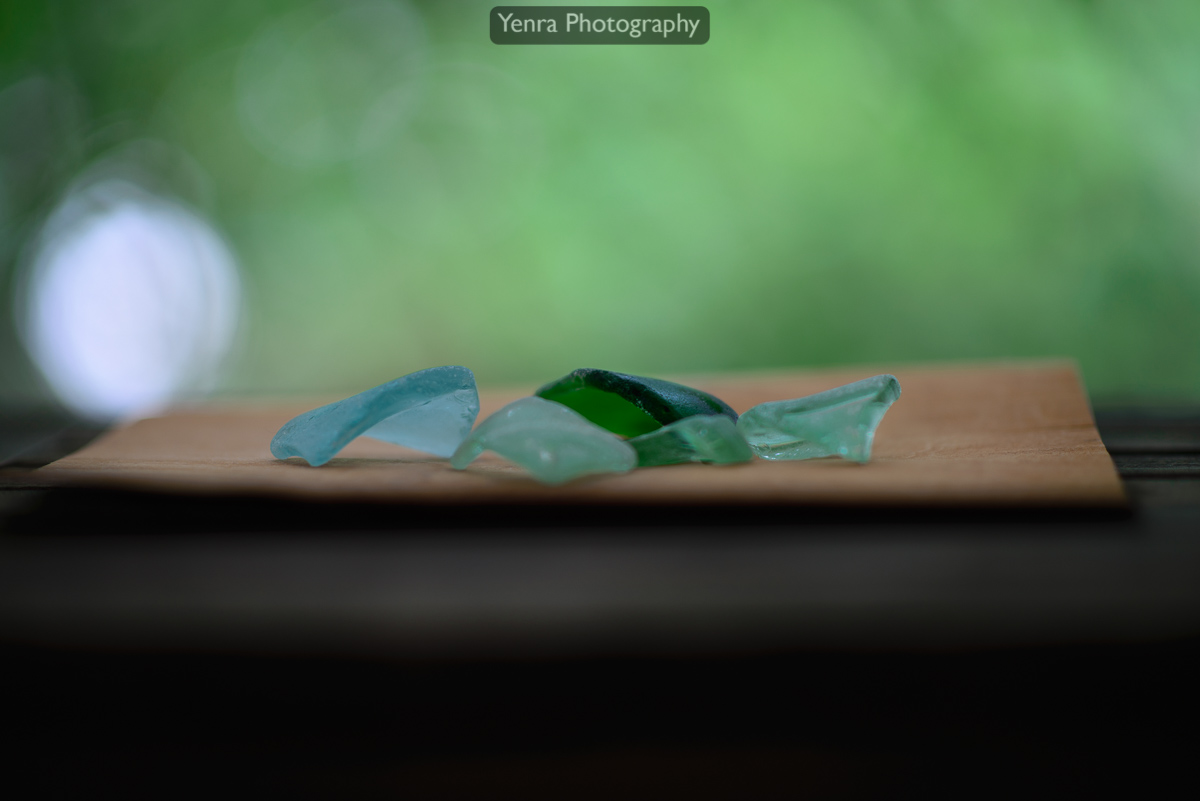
[450,396,637,485]
[736,374,901,462]
[628,415,753,467]
[270,366,479,465]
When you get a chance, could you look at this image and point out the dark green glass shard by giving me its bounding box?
[629,415,753,467]
[535,368,738,438]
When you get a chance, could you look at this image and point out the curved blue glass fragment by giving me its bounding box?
[270,366,480,465]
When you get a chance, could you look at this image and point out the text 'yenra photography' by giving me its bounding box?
[491,6,710,44]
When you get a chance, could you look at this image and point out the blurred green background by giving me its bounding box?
[2,0,1199,410]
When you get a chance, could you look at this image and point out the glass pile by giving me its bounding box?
[272,366,901,482]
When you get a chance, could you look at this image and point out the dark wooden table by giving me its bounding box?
[2,407,1198,798]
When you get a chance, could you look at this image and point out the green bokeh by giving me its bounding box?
[2,0,1199,402]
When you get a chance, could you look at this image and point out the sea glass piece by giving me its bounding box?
[628,415,753,467]
[271,366,479,465]
[535,368,738,438]
[450,397,636,484]
[736,374,901,462]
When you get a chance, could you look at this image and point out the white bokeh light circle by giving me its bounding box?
[18,181,241,421]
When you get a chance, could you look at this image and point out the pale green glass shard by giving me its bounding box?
[271,366,479,465]
[628,415,753,467]
[450,397,636,484]
[736,375,901,462]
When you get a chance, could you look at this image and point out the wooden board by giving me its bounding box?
[33,362,1125,507]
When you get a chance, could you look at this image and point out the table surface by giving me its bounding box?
[3,366,1199,794]
[1,361,1195,659]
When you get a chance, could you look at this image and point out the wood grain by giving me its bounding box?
[35,361,1125,507]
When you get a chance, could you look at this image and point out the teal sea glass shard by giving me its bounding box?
[450,397,637,484]
[628,415,753,467]
[535,368,738,438]
[271,366,479,465]
[736,375,901,462]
